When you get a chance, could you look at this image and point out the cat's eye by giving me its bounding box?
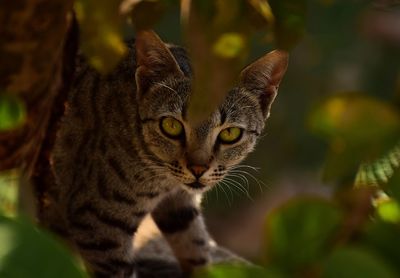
[160,117,184,139]
[218,127,243,144]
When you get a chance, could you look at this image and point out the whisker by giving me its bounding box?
[217,180,233,206]
[229,164,260,172]
[228,169,267,193]
[226,173,249,189]
[222,177,253,201]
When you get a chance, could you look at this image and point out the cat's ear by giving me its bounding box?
[135,30,184,96]
[239,50,288,119]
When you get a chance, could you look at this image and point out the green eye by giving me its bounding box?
[218,127,242,144]
[160,117,184,138]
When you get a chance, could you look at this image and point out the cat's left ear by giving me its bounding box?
[239,50,289,119]
[135,30,184,97]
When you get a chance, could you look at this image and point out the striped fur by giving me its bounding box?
[51,31,288,277]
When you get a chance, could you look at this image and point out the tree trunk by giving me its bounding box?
[0,0,75,219]
[0,0,73,174]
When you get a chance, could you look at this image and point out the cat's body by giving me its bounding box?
[50,31,288,277]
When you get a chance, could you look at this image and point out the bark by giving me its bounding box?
[0,0,73,174]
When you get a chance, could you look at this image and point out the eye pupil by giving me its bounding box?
[160,117,183,139]
[218,127,242,144]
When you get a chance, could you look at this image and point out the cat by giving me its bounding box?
[50,30,288,278]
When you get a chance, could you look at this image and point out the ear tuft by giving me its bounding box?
[239,50,289,118]
[135,30,184,96]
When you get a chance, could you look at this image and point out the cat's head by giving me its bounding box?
[135,31,288,192]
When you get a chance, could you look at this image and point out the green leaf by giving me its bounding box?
[0,171,19,217]
[322,247,397,278]
[75,0,127,73]
[308,95,400,183]
[248,0,274,24]
[213,33,246,58]
[264,197,341,271]
[0,93,26,131]
[355,144,400,188]
[192,264,284,278]
[0,216,87,277]
[376,198,400,223]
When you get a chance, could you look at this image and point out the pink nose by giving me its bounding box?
[188,164,208,178]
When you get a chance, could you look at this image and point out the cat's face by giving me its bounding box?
[135,31,288,192]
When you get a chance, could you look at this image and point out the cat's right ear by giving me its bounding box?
[135,30,184,97]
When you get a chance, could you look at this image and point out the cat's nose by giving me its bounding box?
[188,164,208,178]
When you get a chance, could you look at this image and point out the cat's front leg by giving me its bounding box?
[67,200,145,278]
[151,190,211,274]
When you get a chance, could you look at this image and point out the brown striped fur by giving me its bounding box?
[50,30,288,277]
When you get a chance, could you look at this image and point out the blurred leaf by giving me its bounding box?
[309,95,400,145]
[0,93,26,131]
[362,221,400,274]
[213,33,246,58]
[376,198,400,223]
[248,0,274,24]
[309,95,400,183]
[269,0,307,50]
[355,144,400,187]
[75,0,127,73]
[0,216,87,277]
[192,264,284,278]
[0,170,18,217]
[322,247,397,278]
[264,197,341,271]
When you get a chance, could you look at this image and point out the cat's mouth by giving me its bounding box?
[185,181,206,190]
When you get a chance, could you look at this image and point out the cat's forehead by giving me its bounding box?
[142,78,190,116]
[192,88,263,134]
[142,79,263,132]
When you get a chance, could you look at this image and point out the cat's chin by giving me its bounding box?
[186,181,206,190]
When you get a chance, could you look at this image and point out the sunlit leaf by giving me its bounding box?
[0,93,26,131]
[192,264,284,278]
[213,33,246,58]
[354,146,400,187]
[264,197,341,271]
[75,0,127,73]
[322,247,397,278]
[376,199,400,223]
[0,216,87,277]
[0,170,19,217]
[248,0,275,24]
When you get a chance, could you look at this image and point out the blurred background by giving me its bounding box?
[1,0,400,277]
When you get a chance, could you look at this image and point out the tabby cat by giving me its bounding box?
[50,30,288,277]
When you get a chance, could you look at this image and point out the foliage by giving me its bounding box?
[0,216,87,277]
[0,93,26,131]
[2,0,400,277]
